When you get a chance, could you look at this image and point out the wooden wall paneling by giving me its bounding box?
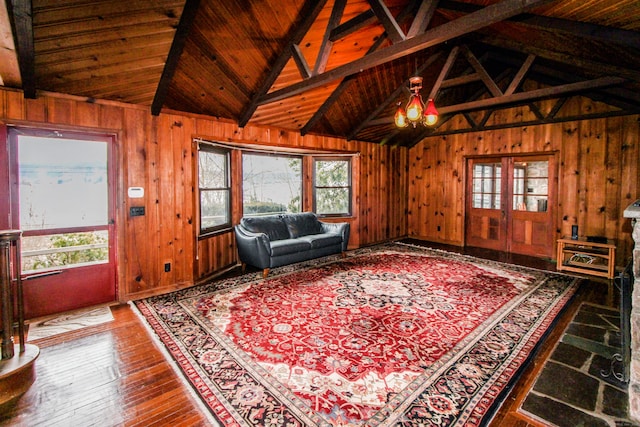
[45,96,75,125]
[408,142,426,239]
[157,114,178,287]
[581,117,607,236]
[365,143,376,244]
[439,136,451,242]
[409,100,638,266]
[604,117,623,241]
[172,114,195,285]
[359,142,370,243]
[303,155,313,211]
[74,101,102,128]
[559,121,580,238]
[4,89,25,120]
[374,145,383,243]
[99,104,125,131]
[619,116,640,263]
[121,108,154,297]
[349,151,360,249]
[0,88,404,298]
[390,147,406,238]
[24,97,46,122]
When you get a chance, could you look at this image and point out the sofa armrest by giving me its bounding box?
[320,221,350,252]
[234,225,272,269]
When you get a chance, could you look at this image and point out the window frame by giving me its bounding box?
[241,152,303,217]
[312,157,352,217]
[198,144,231,237]
[471,162,501,210]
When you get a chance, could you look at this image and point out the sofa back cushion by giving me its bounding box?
[283,212,322,238]
[240,216,290,241]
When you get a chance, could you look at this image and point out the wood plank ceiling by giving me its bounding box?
[2,0,640,147]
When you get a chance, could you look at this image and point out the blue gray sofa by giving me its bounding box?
[234,212,350,277]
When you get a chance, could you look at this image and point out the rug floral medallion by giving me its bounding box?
[135,243,579,426]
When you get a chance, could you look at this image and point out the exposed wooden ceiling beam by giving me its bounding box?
[367,0,406,43]
[421,108,640,138]
[151,0,200,116]
[314,0,347,75]
[406,0,439,39]
[440,73,481,88]
[505,53,535,95]
[292,44,312,79]
[259,0,555,106]
[439,76,626,115]
[0,1,20,87]
[461,45,502,97]
[490,51,640,110]
[8,0,36,98]
[438,0,640,50]
[427,45,459,100]
[383,68,510,145]
[347,52,443,140]
[330,10,376,42]
[482,35,640,82]
[302,0,420,136]
[238,0,329,127]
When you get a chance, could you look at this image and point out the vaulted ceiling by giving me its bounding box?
[2,0,640,147]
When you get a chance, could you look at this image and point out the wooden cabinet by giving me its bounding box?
[556,237,616,279]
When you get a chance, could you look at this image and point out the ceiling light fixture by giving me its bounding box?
[394,76,439,128]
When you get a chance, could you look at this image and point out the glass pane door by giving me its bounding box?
[10,129,116,319]
[18,136,109,272]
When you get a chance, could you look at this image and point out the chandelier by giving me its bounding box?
[394,76,439,128]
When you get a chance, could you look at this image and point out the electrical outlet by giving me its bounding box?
[164,262,171,272]
[130,206,145,217]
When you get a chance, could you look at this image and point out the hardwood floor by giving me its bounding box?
[0,303,211,426]
[0,242,620,426]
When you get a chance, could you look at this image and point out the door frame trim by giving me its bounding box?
[4,122,122,316]
[463,151,559,257]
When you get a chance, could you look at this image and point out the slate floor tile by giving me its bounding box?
[532,361,599,410]
[550,341,591,368]
[522,393,610,427]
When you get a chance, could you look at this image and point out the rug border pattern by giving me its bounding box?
[135,243,580,427]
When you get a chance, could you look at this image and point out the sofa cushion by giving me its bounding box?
[270,238,312,257]
[240,216,290,241]
[300,233,343,249]
[283,212,323,238]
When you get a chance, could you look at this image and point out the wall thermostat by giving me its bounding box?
[127,187,144,198]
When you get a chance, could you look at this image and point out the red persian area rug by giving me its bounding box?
[135,243,580,426]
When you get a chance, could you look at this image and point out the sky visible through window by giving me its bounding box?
[18,136,108,230]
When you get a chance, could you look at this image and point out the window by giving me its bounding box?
[471,163,501,209]
[198,145,231,234]
[314,158,351,216]
[242,153,302,216]
[512,161,549,212]
[13,133,111,271]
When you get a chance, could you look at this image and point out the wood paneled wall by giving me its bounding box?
[0,88,408,301]
[408,97,639,266]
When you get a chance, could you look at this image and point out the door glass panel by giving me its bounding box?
[471,163,501,209]
[511,161,549,212]
[17,136,109,272]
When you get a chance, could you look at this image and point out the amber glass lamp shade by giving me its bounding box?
[405,94,424,125]
[424,98,439,126]
[394,104,408,128]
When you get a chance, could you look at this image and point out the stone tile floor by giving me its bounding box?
[520,302,639,426]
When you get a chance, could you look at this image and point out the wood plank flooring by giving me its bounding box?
[0,243,620,426]
[0,303,210,426]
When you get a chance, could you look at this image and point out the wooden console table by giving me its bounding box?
[556,237,616,279]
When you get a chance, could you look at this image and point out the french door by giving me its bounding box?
[8,127,117,319]
[465,154,556,258]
